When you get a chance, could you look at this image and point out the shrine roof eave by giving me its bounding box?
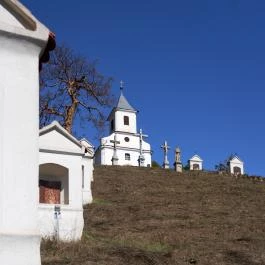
[0,0,56,69]
[189,155,203,162]
[39,31,56,71]
[229,155,243,163]
[39,120,82,149]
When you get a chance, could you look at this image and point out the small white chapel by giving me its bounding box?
[228,155,244,175]
[95,83,152,167]
[39,121,94,241]
[188,154,203,171]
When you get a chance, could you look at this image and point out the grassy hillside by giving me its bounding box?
[41,166,265,265]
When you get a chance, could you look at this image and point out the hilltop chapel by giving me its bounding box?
[95,83,152,167]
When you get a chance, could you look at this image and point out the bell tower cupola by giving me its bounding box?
[108,81,138,135]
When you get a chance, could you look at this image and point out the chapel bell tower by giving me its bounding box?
[108,81,138,135]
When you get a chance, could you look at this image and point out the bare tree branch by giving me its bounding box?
[40,44,115,136]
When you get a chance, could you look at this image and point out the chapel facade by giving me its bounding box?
[39,121,94,241]
[188,154,203,171]
[228,155,244,175]
[95,85,152,167]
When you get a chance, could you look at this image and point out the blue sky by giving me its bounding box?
[23,0,265,175]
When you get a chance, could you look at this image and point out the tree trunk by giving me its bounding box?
[65,102,77,133]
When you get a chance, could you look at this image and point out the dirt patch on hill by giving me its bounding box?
[41,166,265,265]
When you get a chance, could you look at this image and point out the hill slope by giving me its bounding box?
[41,166,265,265]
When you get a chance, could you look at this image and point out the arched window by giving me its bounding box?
[125,153,131,161]
[233,166,241,175]
[39,163,69,205]
[193,164,200,170]
[124,116,129,125]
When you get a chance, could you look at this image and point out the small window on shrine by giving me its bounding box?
[124,116,129,125]
[193,164,200,170]
[124,137,130,142]
[125,153,131,161]
[82,165,84,189]
[111,120,114,131]
[233,166,241,175]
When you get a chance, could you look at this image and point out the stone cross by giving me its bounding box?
[161,141,170,169]
[137,129,148,166]
[110,134,120,165]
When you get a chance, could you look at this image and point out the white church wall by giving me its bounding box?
[116,149,141,166]
[96,133,152,167]
[114,111,137,134]
[101,147,114,165]
[96,90,152,168]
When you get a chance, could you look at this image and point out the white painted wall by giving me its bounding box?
[95,133,152,167]
[82,156,93,205]
[229,157,244,175]
[114,111,137,134]
[39,122,94,240]
[40,129,83,154]
[38,204,84,241]
[0,2,50,264]
[189,155,203,171]
[39,152,84,241]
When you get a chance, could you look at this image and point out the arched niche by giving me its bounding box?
[233,166,242,175]
[39,163,69,204]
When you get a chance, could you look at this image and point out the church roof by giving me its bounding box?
[116,91,136,112]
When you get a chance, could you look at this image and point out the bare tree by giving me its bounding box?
[40,44,114,136]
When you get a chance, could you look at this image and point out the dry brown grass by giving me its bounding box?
[41,166,265,265]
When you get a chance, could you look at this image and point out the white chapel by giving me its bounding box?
[39,121,94,241]
[95,84,152,167]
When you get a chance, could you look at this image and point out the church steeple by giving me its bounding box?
[116,81,136,112]
[108,81,138,134]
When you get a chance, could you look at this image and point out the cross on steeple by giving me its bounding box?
[120,80,124,91]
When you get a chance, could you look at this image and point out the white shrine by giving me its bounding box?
[228,155,244,175]
[188,155,203,171]
[0,0,54,264]
[38,121,94,241]
[95,83,152,167]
